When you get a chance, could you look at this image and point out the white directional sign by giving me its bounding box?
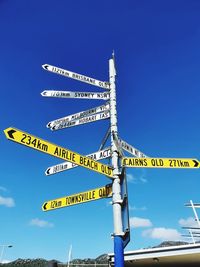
[41,90,110,100]
[45,147,111,175]
[51,111,110,131]
[118,138,147,158]
[47,103,110,128]
[42,64,110,90]
[185,203,200,208]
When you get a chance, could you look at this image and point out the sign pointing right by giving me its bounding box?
[122,157,200,169]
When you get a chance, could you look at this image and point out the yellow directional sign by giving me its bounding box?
[122,157,199,169]
[4,127,113,178]
[42,184,112,211]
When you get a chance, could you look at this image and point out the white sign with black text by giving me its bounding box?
[47,103,110,128]
[42,64,110,90]
[41,90,110,100]
[51,111,110,130]
[119,138,147,158]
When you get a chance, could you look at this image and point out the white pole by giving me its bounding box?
[109,53,124,267]
[67,245,72,267]
[190,200,200,228]
[0,246,5,263]
[189,229,196,244]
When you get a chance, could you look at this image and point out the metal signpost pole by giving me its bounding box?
[109,54,124,267]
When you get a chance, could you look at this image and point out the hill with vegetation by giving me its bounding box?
[0,242,193,267]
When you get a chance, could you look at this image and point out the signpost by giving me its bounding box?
[109,54,126,267]
[4,54,200,267]
[42,64,110,90]
[122,157,199,168]
[4,127,113,178]
[42,184,112,211]
[45,147,111,175]
[41,90,110,100]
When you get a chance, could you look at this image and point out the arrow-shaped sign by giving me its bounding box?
[47,103,110,128]
[4,127,113,178]
[41,90,110,100]
[118,138,148,158]
[42,184,112,211]
[45,147,111,175]
[42,64,110,90]
[122,157,200,169]
[7,129,17,139]
[51,111,110,131]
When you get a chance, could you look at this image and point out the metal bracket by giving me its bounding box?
[111,199,123,205]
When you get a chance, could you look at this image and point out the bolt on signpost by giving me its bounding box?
[4,53,200,267]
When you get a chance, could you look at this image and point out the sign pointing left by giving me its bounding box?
[42,184,112,211]
[4,127,113,178]
[42,64,110,90]
[41,90,110,100]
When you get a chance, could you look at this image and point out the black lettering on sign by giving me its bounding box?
[21,134,26,144]
[80,156,98,170]
[98,187,111,197]
[169,159,189,168]
[88,153,97,160]
[103,92,109,98]
[50,200,62,209]
[20,134,48,152]
[151,159,164,167]
[132,159,147,166]
[98,81,109,88]
[169,160,173,167]
[101,165,112,176]
[123,158,147,166]
[60,92,70,97]
[54,147,76,162]
[100,149,110,159]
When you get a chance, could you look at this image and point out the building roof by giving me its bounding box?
[108,243,200,266]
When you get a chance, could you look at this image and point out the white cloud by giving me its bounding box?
[127,173,135,183]
[29,218,54,228]
[127,170,147,184]
[142,227,181,241]
[179,217,199,228]
[130,217,152,228]
[0,195,15,207]
[0,186,7,192]
[129,205,147,211]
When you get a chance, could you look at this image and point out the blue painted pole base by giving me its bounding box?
[114,236,124,267]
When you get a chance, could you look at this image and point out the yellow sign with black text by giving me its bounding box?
[42,184,112,211]
[4,127,113,178]
[122,157,199,169]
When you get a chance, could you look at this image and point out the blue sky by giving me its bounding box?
[1,0,200,263]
